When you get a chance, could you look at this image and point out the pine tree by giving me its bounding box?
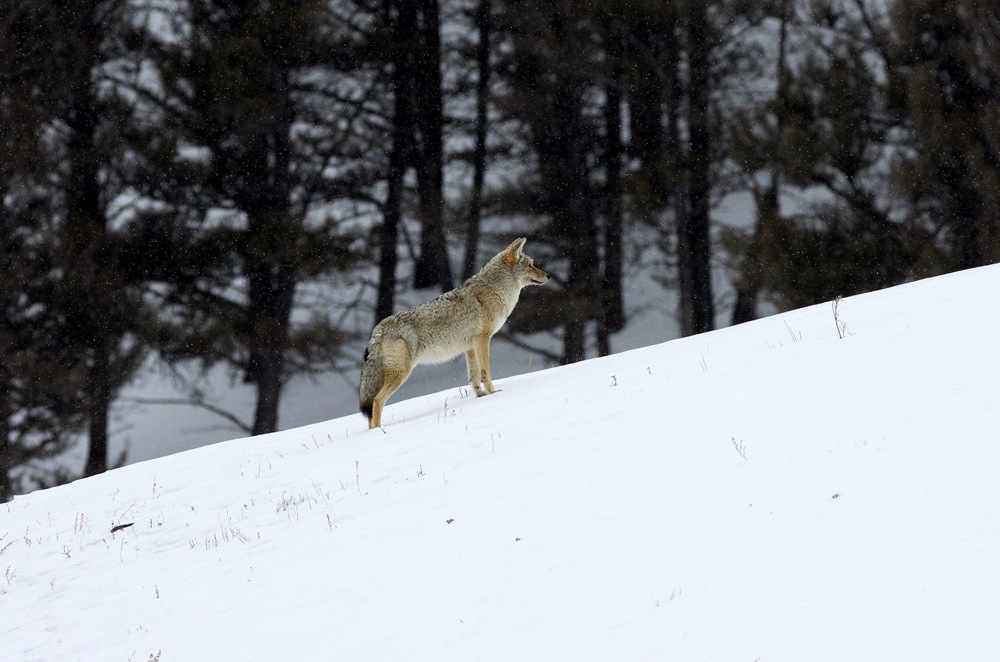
[0,0,151,479]
[891,0,1000,269]
[125,0,366,435]
[0,2,95,495]
[495,0,603,363]
[726,0,928,311]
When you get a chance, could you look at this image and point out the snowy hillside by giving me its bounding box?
[3,266,1000,661]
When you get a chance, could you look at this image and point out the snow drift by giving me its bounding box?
[3,265,1000,660]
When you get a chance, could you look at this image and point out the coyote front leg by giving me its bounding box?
[474,334,498,395]
[371,365,410,429]
[465,349,487,397]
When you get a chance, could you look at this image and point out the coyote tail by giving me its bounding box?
[359,339,383,424]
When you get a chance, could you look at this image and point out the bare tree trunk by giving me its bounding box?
[243,38,296,436]
[245,258,295,436]
[411,0,453,292]
[563,320,586,364]
[376,133,406,323]
[730,186,778,325]
[557,84,599,363]
[83,339,111,476]
[732,0,790,325]
[937,153,984,270]
[376,138,406,322]
[598,56,625,357]
[65,6,113,473]
[376,0,418,323]
[462,0,491,281]
[0,381,11,501]
[628,25,669,208]
[0,461,9,503]
[677,4,715,336]
[660,20,692,331]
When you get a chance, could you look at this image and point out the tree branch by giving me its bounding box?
[121,396,252,435]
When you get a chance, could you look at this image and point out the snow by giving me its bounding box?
[3,265,1000,661]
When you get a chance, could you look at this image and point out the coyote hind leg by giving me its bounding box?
[369,338,412,429]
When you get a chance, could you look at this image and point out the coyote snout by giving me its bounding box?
[359,238,548,429]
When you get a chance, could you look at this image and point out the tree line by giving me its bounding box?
[2,0,998,499]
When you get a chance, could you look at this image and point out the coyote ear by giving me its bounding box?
[506,237,526,258]
[502,237,526,268]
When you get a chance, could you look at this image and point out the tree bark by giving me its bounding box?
[244,36,297,436]
[243,257,294,431]
[65,3,113,474]
[563,319,586,364]
[556,83,598,363]
[937,153,983,270]
[83,340,111,476]
[598,55,625,357]
[732,0,790,325]
[376,133,407,323]
[462,0,492,281]
[628,25,669,208]
[0,380,11,502]
[376,0,419,323]
[411,0,453,292]
[677,3,715,336]
[245,252,296,435]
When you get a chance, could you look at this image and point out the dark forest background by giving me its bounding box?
[3,0,998,500]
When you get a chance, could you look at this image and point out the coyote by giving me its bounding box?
[360,238,549,429]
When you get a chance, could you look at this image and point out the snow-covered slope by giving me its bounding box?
[3,266,1000,661]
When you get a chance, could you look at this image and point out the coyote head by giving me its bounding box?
[503,238,550,287]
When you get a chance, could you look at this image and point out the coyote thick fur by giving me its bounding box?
[360,238,549,429]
